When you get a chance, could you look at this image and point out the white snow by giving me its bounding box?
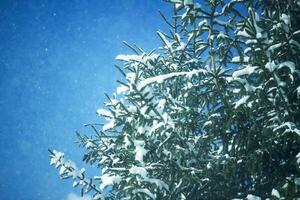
[116,53,158,64]
[217,32,228,39]
[246,194,261,200]
[117,85,128,94]
[203,121,212,127]
[157,31,173,51]
[210,113,221,118]
[296,152,300,166]
[149,121,164,135]
[246,39,258,45]
[126,72,136,82]
[100,174,122,190]
[297,86,300,98]
[124,134,131,149]
[181,193,187,200]
[157,99,166,110]
[105,98,119,106]
[280,13,290,25]
[232,66,257,78]
[268,43,282,52]
[256,32,262,38]
[232,56,249,63]
[214,19,229,27]
[85,140,93,149]
[170,0,182,3]
[232,56,240,62]
[206,162,212,169]
[50,150,64,167]
[132,189,156,199]
[59,165,66,175]
[175,2,182,9]
[116,54,143,62]
[273,122,300,136]
[265,61,276,72]
[198,19,207,27]
[271,189,280,198]
[234,96,250,109]
[70,168,85,179]
[96,109,113,118]
[244,47,251,54]
[102,119,116,131]
[143,177,169,190]
[233,78,257,92]
[134,140,148,163]
[129,165,148,178]
[278,61,295,74]
[237,29,251,38]
[72,181,79,188]
[138,69,205,89]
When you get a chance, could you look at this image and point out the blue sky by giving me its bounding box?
[0,1,171,199]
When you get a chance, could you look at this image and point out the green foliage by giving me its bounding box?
[50,0,300,199]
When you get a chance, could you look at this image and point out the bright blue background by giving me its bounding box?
[0,1,171,199]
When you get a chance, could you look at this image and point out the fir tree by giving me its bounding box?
[50,0,300,199]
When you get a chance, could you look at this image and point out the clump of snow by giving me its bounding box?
[70,168,85,179]
[132,189,156,199]
[50,150,86,181]
[237,29,251,38]
[256,32,262,38]
[268,43,282,52]
[232,66,257,78]
[102,119,116,131]
[246,194,261,200]
[246,39,258,45]
[206,162,212,169]
[170,0,182,3]
[124,134,131,149]
[126,72,136,83]
[278,61,295,74]
[280,13,290,25]
[198,19,207,27]
[134,140,148,163]
[50,150,64,167]
[129,165,148,178]
[96,109,113,118]
[100,174,122,190]
[271,188,280,198]
[116,53,158,64]
[157,31,173,52]
[265,61,276,72]
[117,85,128,94]
[85,140,93,149]
[296,152,300,165]
[234,95,250,109]
[273,122,300,136]
[138,69,205,89]
[149,121,164,135]
[232,56,249,63]
[203,121,212,127]
[217,32,228,39]
[143,177,169,190]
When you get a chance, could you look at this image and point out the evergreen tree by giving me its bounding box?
[50,0,300,199]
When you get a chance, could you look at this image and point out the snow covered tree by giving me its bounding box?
[50,0,300,199]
